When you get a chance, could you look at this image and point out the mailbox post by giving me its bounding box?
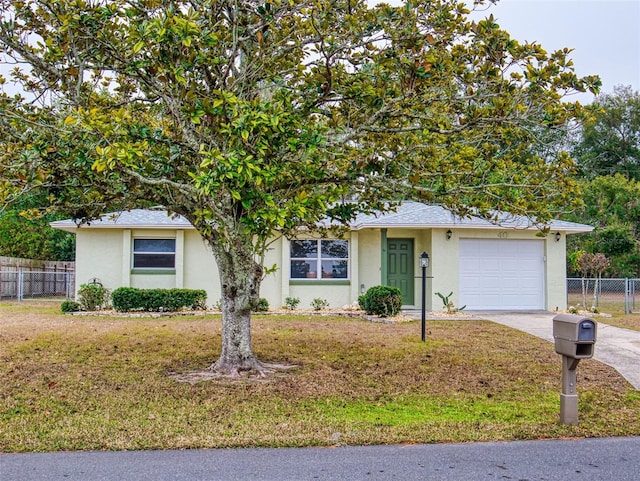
[552,314,597,425]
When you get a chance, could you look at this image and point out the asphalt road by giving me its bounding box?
[2,437,639,481]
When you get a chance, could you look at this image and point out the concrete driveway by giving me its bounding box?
[472,311,640,390]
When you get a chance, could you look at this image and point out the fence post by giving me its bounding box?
[66,272,73,299]
[17,269,24,301]
[625,278,630,315]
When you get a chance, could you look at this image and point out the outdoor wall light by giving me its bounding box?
[446,229,452,240]
[419,251,430,268]
[555,232,561,242]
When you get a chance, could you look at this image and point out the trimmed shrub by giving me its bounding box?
[111,287,207,312]
[254,298,270,312]
[109,287,139,312]
[77,283,110,311]
[61,300,80,313]
[358,285,402,317]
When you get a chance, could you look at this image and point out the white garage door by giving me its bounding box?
[459,239,545,310]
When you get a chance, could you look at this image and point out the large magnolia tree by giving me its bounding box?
[0,0,599,375]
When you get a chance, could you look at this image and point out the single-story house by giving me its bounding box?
[51,202,592,311]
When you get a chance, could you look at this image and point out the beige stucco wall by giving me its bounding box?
[73,225,567,311]
[357,229,382,296]
[180,230,219,304]
[74,228,285,309]
[261,236,283,309]
[546,231,568,311]
[75,229,125,291]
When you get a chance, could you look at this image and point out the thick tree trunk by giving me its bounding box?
[207,234,265,376]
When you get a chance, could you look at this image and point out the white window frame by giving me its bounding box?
[132,238,176,270]
[290,239,349,280]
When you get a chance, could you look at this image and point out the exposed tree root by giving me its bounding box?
[170,360,298,384]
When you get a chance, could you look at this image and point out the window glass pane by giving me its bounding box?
[321,240,348,258]
[133,253,175,268]
[291,260,317,279]
[134,238,175,253]
[290,240,317,258]
[321,260,348,278]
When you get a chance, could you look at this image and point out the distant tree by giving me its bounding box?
[566,175,640,277]
[0,192,75,261]
[0,209,75,261]
[571,251,610,310]
[0,0,599,376]
[574,85,640,180]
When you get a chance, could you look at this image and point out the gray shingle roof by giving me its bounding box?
[50,209,193,232]
[51,202,592,233]
[351,202,592,233]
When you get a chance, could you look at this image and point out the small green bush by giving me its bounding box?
[358,285,402,317]
[111,287,207,312]
[77,283,110,311]
[254,298,270,312]
[61,300,80,313]
[284,296,300,310]
[311,298,329,311]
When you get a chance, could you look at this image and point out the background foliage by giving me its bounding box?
[566,87,640,277]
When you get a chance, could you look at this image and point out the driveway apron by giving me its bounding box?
[473,311,640,390]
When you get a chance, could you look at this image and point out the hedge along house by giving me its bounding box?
[51,202,592,312]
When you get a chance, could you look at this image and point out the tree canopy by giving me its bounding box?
[0,206,75,261]
[0,0,599,375]
[565,87,640,278]
[566,174,640,277]
[574,85,640,180]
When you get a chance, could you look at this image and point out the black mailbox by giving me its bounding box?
[553,314,597,359]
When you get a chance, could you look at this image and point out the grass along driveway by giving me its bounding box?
[1,302,639,452]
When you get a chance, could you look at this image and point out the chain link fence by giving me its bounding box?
[567,278,640,314]
[0,269,75,301]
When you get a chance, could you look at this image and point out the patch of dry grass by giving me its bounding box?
[1,302,639,453]
[599,314,640,332]
[565,298,640,331]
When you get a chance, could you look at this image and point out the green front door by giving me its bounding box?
[387,238,414,305]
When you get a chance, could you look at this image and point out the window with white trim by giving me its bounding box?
[290,240,348,280]
[133,238,176,269]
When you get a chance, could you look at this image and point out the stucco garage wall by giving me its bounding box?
[545,232,567,311]
[433,228,566,311]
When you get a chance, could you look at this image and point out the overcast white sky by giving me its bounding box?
[469,0,640,103]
